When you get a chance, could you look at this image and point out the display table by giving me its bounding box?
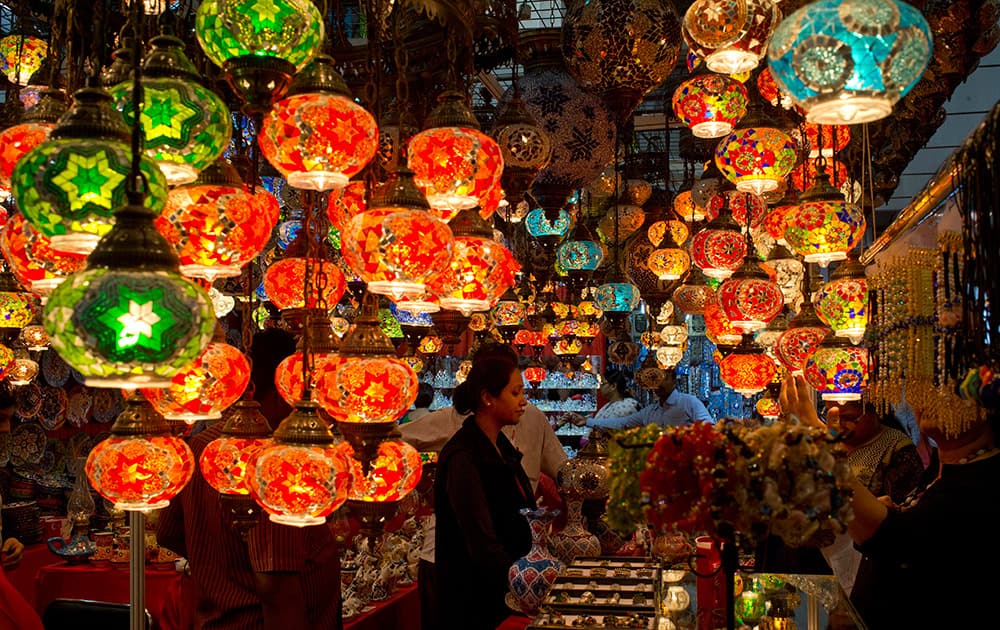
[344,583,419,630]
[6,544,64,612]
[35,561,182,627]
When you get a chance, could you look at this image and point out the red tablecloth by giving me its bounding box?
[35,560,182,626]
[498,614,532,630]
[344,583,419,630]
[5,544,63,612]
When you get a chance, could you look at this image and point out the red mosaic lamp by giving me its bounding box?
[705,189,767,229]
[775,268,830,374]
[690,197,746,281]
[340,166,454,301]
[258,55,377,191]
[345,437,422,503]
[326,180,367,232]
[85,391,195,511]
[672,271,717,315]
[142,340,250,423]
[755,394,781,421]
[719,337,777,397]
[784,165,866,267]
[682,0,779,74]
[200,399,273,496]
[704,301,744,346]
[426,208,520,316]
[0,89,65,196]
[714,94,797,196]
[274,312,342,407]
[158,157,280,281]
[790,159,849,194]
[0,212,86,300]
[814,253,869,344]
[672,188,703,222]
[408,91,504,221]
[672,69,748,139]
[718,232,784,333]
[524,358,547,389]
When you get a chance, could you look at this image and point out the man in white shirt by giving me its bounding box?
[586,368,713,430]
[399,343,567,630]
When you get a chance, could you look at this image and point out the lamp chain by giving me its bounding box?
[125,0,147,200]
[300,191,316,399]
[393,8,412,153]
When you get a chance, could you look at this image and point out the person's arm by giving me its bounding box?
[0,538,23,570]
[539,411,569,480]
[685,396,714,423]
[247,519,311,629]
[444,451,519,579]
[587,404,652,430]
[846,476,889,545]
[253,572,309,630]
[155,494,187,559]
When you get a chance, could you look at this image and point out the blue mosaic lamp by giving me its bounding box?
[556,239,603,273]
[767,0,932,125]
[525,207,572,246]
[594,282,641,314]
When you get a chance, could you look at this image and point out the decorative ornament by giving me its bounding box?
[683,0,779,74]
[803,334,870,402]
[715,124,797,196]
[691,201,746,280]
[199,399,272,496]
[672,272,717,315]
[815,254,869,344]
[719,338,778,396]
[0,35,47,85]
[141,341,250,423]
[0,213,87,299]
[784,168,865,267]
[672,70,749,139]
[767,0,933,124]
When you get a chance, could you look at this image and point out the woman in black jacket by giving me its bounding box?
[434,355,535,629]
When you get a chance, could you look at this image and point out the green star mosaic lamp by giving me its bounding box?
[195,0,324,113]
[109,30,231,185]
[11,83,168,255]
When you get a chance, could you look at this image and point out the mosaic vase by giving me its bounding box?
[549,498,601,565]
[507,508,564,615]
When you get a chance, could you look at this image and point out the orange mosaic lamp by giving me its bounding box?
[704,301,744,346]
[755,395,781,421]
[158,158,280,281]
[263,257,347,311]
[0,212,87,299]
[345,438,422,502]
[718,250,784,333]
[340,167,453,301]
[706,190,767,229]
[274,313,343,407]
[141,341,250,423]
[720,343,777,397]
[407,91,503,220]
[259,55,377,191]
[85,391,195,511]
[326,180,367,232]
[690,203,746,281]
[199,399,273,496]
[0,90,64,196]
[426,208,519,316]
[246,400,355,527]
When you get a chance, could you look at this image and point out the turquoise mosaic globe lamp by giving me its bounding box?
[767,0,933,125]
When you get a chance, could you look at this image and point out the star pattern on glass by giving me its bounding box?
[246,0,294,32]
[51,151,125,214]
[142,90,198,143]
[117,299,162,347]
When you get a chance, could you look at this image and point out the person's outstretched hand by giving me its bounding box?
[779,373,822,428]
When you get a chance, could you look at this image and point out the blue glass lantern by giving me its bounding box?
[390,301,433,327]
[594,282,641,313]
[557,239,603,272]
[767,0,932,125]
[525,208,571,243]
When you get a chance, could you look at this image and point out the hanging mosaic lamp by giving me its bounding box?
[715,106,798,196]
[345,437,422,503]
[0,267,37,330]
[776,272,830,374]
[199,399,272,496]
[525,207,572,247]
[0,89,65,195]
[259,55,377,191]
[791,158,849,194]
[762,199,796,246]
[755,395,782,420]
[426,208,520,316]
[647,226,691,281]
[12,84,169,255]
[326,180,367,232]
[141,341,250,423]
[673,188,704,222]
[109,31,231,186]
[0,344,12,380]
[7,353,38,386]
[408,91,504,220]
[594,281,641,315]
[158,157,280,281]
[754,306,789,354]
[0,35,47,86]
[262,255,347,312]
[43,186,215,389]
[648,217,690,248]
[814,253,869,344]
[683,0,779,74]
[524,358,547,388]
[706,189,768,228]
[672,271,717,315]
[341,166,453,301]
[488,93,552,206]
[672,70,749,139]
[491,288,526,344]
[557,221,604,298]
[803,333,869,402]
[767,0,932,125]
[691,160,730,212]
[20,324,49,351]
[598,204,646,245]
[247,398,355,526]
[784,167,865,267]
[718,241,785,333]
[0,214,86,300]
[719,337,778,396]
[195,0,324,112]
[704,301,744,346]
[690,199,746,280]
[656,345,686,369]
[274,312,343,407]
[85,391,195,511]
[799,123,850,158]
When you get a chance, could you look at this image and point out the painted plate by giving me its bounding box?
[38,386,68,431]
[42,351,71,388]
[92,389,123,423]
[15,384,42,419]
[10,422,47,466]
[45,437,67,475]
[67,389,92,428]
[66,432,94,463]
[0,434,10,468]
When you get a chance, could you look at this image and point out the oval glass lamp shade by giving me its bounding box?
[804,341,869,402]
[557,239,603,272]
[200,436,270,495]
[0,35,47,85]
[274,352,344,407]
[408,123,504,216]
[426,237,520,316]
[43,269,216,388]
[345,439,422,502]
[195,0,324,71]
[0,214,87,299]
[12,138,170,255]
[86,434,195,511]
[683,0,779,74]
[141,341,250,423]
[815,276,869,344]
[262,258,347,310]
[333,357,420,424]
[109,39,232,186]
[718,275,784,333]
[720,350,777,396]
[785,198,866,266]
[767,0,933,125]
[671,73,748,139]
[691,225,747,280]
[247,439,354,527]
[715,127,797,195]
[0,123,55,192]
[594,282,641,313]
[259,91,378,191]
